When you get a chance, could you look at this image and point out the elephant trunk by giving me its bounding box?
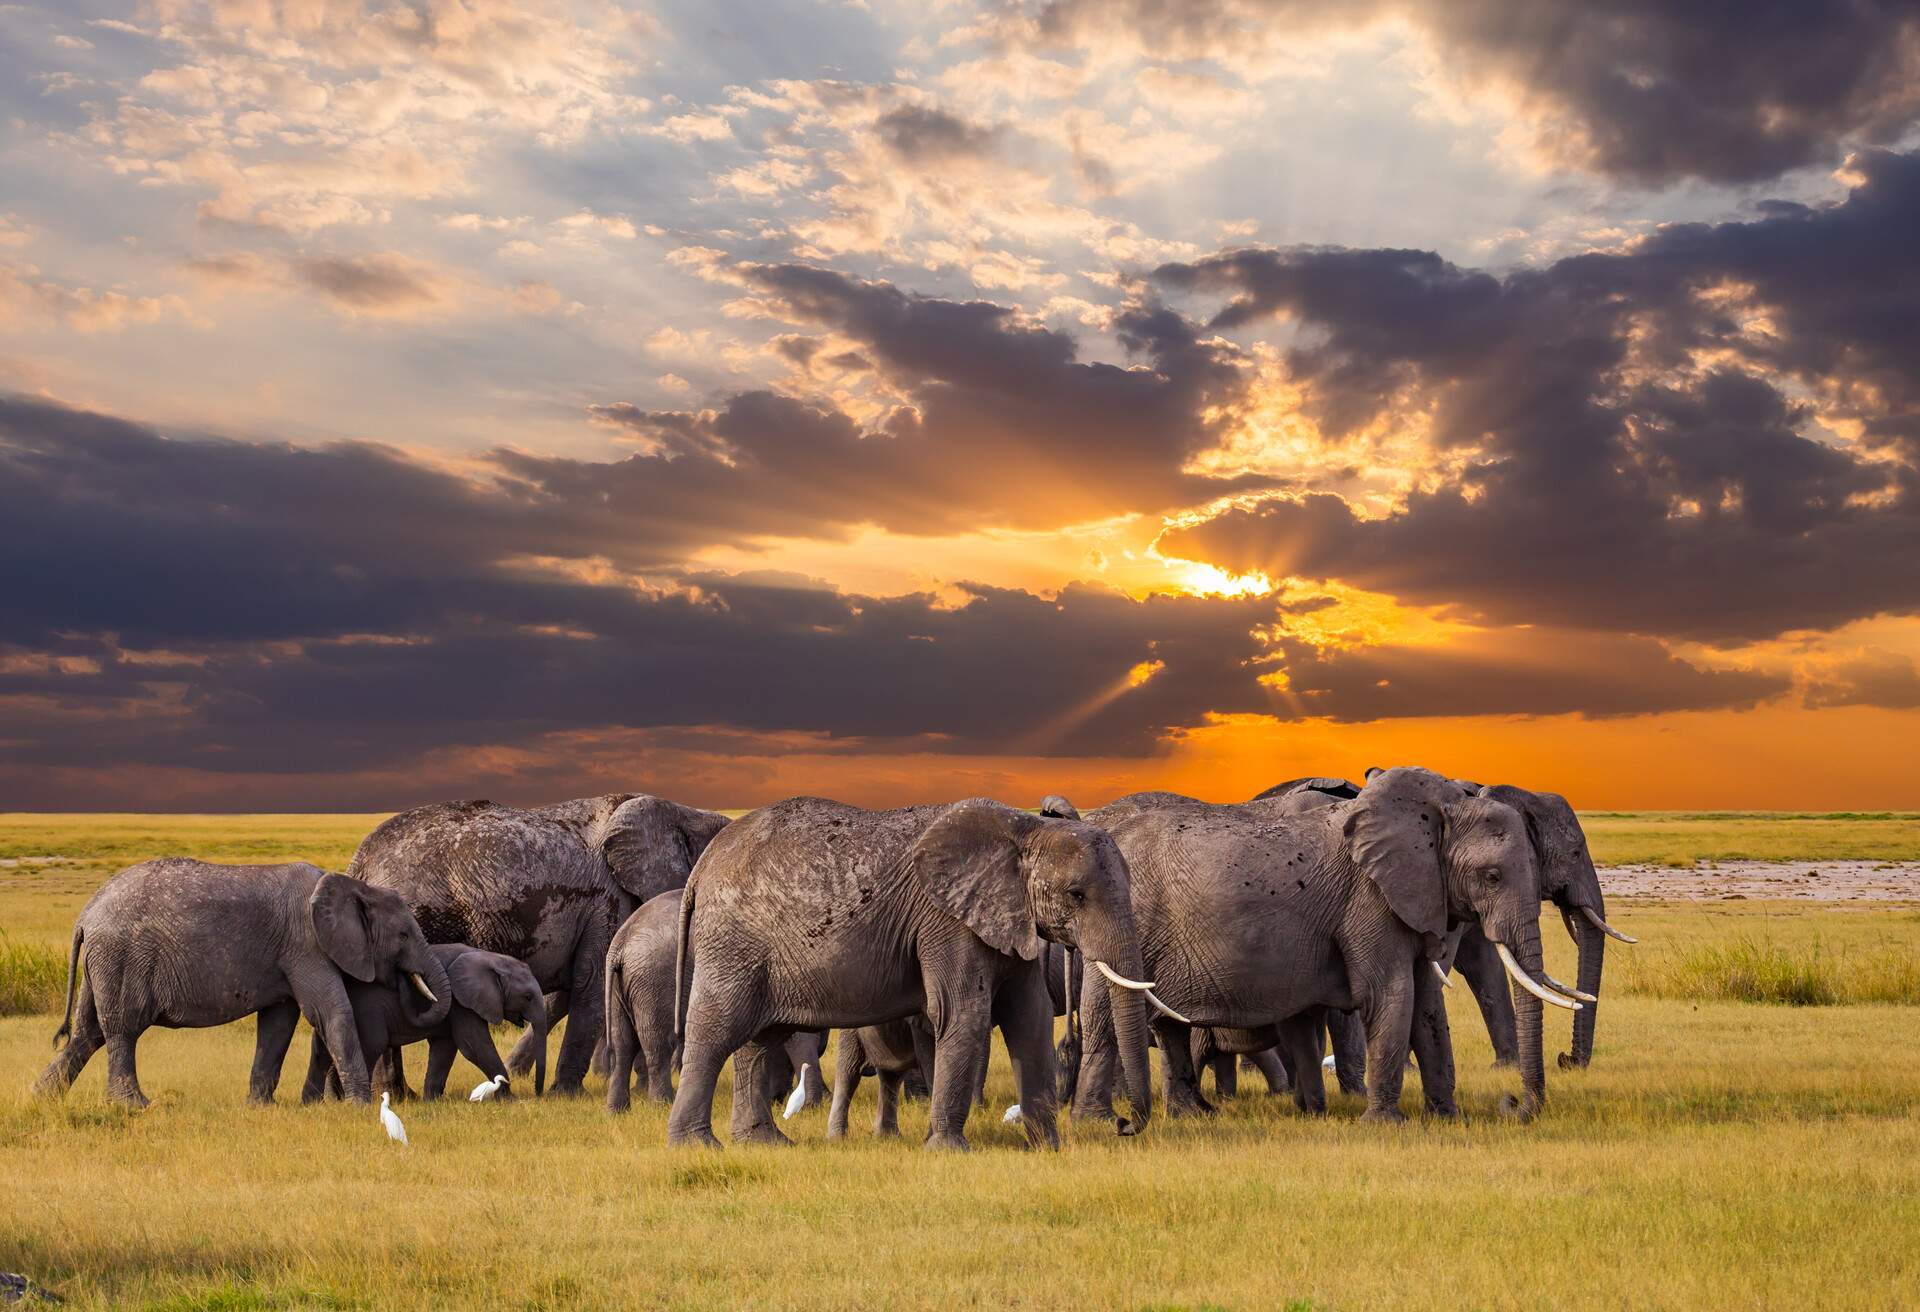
[1082,916,1152,1135]
[1564,911,1605,1070]
[397,948,453,1030]
[1508,920,1547,1120]
[528,997,549,1097]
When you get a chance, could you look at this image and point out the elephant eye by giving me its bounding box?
[1067,886,1086,904]
[1481,867,1502,883]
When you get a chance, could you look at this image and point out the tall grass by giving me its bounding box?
[0,933,65,1016]
[1619,934,1920,1005]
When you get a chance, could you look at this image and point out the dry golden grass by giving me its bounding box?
[1,816,1918,1309]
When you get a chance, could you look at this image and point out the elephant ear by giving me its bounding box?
[602,796,729,902]
[446,950,508,1025]
[907,799,1043,961]
[1251,776,1360,801]
[1038,795,1081,820]
[1481,784,1596,907]
[309,874,377,983]
[1343,767,1458,938]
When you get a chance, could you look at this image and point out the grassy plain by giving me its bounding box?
[1,814,1917,1310]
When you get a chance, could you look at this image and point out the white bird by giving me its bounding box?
[1321,1054,1337,1070]
[379,1091,408,1145]
[782,1064,811,1120]
[469,1074,508,1103]
[1002,1104,1023,1124]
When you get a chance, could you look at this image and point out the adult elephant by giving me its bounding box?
[349,794,729,1095]
[34,860,449,1107]
[1445,784,1635,1071]
[666,797,1157,1151]
[1073,768,1579,1123]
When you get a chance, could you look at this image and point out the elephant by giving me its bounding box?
[34,859,449,1108]
[1071,767,1574,1124]
[829,1017,937,1138]
[665,797,1156,1152]
[1443,784,1634,1071]
[304,942,548,1102]
[604,889,831,1115]
[1189,1011,1369,1103]
[348,793,729,1095]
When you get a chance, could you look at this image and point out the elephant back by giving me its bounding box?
[349,801,605,954]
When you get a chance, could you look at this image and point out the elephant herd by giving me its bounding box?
[33,769,1634,1152]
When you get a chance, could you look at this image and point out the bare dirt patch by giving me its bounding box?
[1603,860,1920,902]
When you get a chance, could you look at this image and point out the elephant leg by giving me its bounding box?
[1409,956,1460,1119]
[300,1027,335,1104]
[508,991,565,1078]
[993,970,1060,1150]
[729,1037,794,1147]
[875,1068,904,1137]
[103,1031,149,1109]
[1243,1046,1290,1095]
[1358,975,1416,1123]
[802,1043,829,1109]
[423,1037,457,1100]
[1276,1013,1327,1116]
[924,997,994,1152]
[1327,1009,1368,1095]
[553,924,610,1095]
[1456,929,1520,1066]
[380,1046,417,1101]
[34,983,106,1099]
[1070,966,1118,1122]
[449,1013,509,1099]
[665,971,763,1149]
[828,1033,862,1139]
[607,991,640,1113]
[248,1001,301,1105]
[299,974,371,1103]
[1157,1018,1212,1117]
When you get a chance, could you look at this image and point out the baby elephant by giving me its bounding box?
[304,942,548,1102]
[829,1018,937,1138]
[605,891,828,1113]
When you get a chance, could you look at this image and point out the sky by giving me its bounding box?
[2,0,1919,812]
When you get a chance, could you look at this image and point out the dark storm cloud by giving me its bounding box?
[293,255,442,312]
[1154,150,1920,642]
[1020,0,1920,184]
[873,104,1001,162]
[589,262,1280,531]
[1277,631,1787,721]
[0,393,1768,800]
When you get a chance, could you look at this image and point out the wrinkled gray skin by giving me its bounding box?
[34,859,450,1107]
[830,1016,937,1137]
[348,794,729,1095]
[667,797,1154,1151]
[1447,785,1617,1071]
[1189,1011,1369,1103]
[604,890,829,1114]
[1075,767,1555,1123]
[305,942,547,1101]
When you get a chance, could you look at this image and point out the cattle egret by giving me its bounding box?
[1002,1104,1023,1123]
[1321,1054,1337,1070]
[469,1074,508,1102]
[379,1091,408,1145]
[782,1064,811,1119]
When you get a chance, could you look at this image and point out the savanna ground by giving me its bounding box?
[2,812,1918,1310]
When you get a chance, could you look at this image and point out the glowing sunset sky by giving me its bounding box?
[3,0,1919,810]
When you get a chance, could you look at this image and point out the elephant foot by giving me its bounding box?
[734,1123,794,1148]
[923,1131,971,1152]
[1557,1052,1588,1071]
[1166,1095,1217,1119]
[1360,1106,1408,1125]
[667,1126,725,1150]
[1498,1093,1543,1123]
[108,1088,150,1111]
[1423,1101,1464,1122]
[608,1098,631,1115]
[545,1081,588,1099]
[1488,1056,1517,1070]
[1070,1102,1117,1123]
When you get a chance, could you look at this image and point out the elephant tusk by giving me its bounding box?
[1581,906,1637,944]
[409,972,438,1004]
[1538,969,1597,1003]
[1093,960,1157,991]
[1495,942,1581,1012]
[1143,989,1193,1025]
[1431,961,1452,989]
[1560,907,1581,947]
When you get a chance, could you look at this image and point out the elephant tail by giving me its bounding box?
[672,884,696,1044]
[51,924,82,1048]
[604,952,629,1056]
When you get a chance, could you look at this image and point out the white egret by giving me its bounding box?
[379,1091,408,1145]
[782,1064,811,1119]
[1002,1104,1023,1124]
[1321,1054,1337,1070]
[469,1074,508,1103]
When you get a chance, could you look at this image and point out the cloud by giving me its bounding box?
[1153,150,1920,643]
[1803,651,1920,710]
[1004,0,1920,185]
[293,254,446,316]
